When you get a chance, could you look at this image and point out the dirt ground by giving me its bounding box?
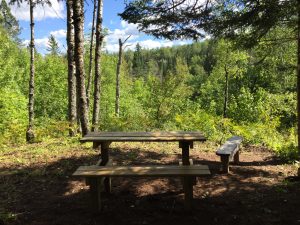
[0,141,300,225]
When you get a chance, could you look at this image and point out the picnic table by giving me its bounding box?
[75,131,210,211]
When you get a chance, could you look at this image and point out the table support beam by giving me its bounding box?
[90,177,102,213]
[100,142,111,193]
[180,141,193,211]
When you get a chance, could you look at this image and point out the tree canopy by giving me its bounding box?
[0,0,20,41]
[120,0,297,46]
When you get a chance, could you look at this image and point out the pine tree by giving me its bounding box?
[0,0,20,41]
[46,34,60,55]
[132,43,144,77]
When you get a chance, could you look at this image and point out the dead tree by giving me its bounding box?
[115,35,131,117]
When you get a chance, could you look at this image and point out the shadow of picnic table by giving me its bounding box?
[0,146,299,225]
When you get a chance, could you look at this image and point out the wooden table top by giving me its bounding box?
[80,131,206,142]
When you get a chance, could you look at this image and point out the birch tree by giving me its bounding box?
[66,0,77,136]
[92,0,103,131]
[73,0,89,135]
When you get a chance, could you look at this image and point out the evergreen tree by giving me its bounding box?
[0,0,20,41]
[46,34,60,55]
[132,43,144,77]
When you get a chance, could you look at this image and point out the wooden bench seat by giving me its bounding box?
[216,136,243,173]
[73,165,210,212]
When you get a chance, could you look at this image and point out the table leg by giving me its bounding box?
[180,141,193,211]
[100,142,111,193]
[90,178,102,212]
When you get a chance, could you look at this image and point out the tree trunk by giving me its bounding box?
[26,0,35,143]
[86,0,97,111]
[115,38,122,117]
[297,0,300,176]
[67,0,77,137]
[92,0,104,132]
[223,65,229,118]
[73,0,89,135]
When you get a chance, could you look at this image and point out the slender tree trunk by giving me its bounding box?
[115,38,122,117]
[297,0,300,176]
[92,0,104,131]
[26,0,35,143]
[67,0,77,136]
[223,65,229,118]
[86,0,97,111]
[73,0,89,135]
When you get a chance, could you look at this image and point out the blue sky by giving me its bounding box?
[8,0,190,54]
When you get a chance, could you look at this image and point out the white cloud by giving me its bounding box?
[9,0,65,21]
[105,20,140,44]
[50,29,66,39]
[104,20,190,53]
[22,29,67,53]
[23,37,48,48]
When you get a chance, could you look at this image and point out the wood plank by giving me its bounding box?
[76,165,209,171]
[85,131,205,137]
[226,136,243,144]
[216,143,239,155]
[81,136,206,142]
[216,136,243,156]
[73,165,210,177]
[81,131,206,143]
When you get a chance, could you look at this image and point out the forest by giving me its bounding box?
[0,5,297,161]
[1,0,300,224]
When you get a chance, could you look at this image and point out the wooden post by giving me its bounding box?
[93,142,101,149]
[90,178,102,213]
[233,151,240,164]
[221,155,230,173]
[180,141,193,211]
[179,159,196,185]
[100,142,111,193]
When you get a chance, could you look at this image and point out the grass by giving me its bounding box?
[0,137,299,225]
[0,137,217,170]
[0,137,95,169]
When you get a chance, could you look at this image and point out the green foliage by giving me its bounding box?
[35,55,68,119]
[0,0,20,41]
[0,24,298,161]
[0,88,27,145]
[276,144,298,163]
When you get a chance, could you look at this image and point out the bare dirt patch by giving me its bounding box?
[0,140,299,225]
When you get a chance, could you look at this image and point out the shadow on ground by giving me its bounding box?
[0,146,299,225]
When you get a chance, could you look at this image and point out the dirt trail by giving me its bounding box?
[0,142,299,225]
